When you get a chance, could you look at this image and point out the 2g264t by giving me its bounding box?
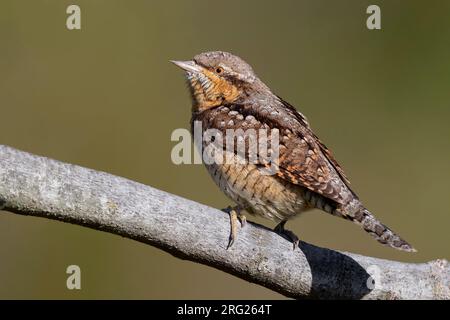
[221,304,271,315]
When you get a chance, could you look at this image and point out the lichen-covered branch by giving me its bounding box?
[0,145,447,299]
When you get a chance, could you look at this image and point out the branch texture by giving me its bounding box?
[0,145,448,299]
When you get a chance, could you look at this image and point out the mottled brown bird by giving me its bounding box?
[171,51,416,252]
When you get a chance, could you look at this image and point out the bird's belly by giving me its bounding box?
[205,154,308,221]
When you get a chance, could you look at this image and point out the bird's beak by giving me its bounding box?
[170,60,202,73]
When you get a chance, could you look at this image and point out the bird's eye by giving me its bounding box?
[215,67,223,74]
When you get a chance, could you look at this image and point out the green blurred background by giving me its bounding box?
[0,0,449,299]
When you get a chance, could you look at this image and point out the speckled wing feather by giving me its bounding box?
[273,97,357,204]
[276,96,354,191]
[193,98,356,206]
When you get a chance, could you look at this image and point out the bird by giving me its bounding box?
[171,51,416,252]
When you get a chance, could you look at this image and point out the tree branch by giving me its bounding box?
[0,145,447,299]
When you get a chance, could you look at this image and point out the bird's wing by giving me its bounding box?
[273,97,357,204]
[276,96,353,188]
[247,96,356,205]
[275,127,351,205]
[196,100,356,205]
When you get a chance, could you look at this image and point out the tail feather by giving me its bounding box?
[309,193,417,252]
[352,208,417,252]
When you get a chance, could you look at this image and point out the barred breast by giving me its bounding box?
[204,151,310,222]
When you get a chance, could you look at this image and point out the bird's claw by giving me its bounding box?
[222,206,246,249]
[274,220,300,250]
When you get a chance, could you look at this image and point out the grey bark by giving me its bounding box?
[0,145,448,299]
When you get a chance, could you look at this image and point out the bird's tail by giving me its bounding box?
[350,207,417,252]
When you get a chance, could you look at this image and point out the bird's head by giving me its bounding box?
[171,51,265,112]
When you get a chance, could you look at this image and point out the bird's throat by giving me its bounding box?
[186,69,241,112]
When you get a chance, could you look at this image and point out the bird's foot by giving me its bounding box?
[274,220,300,250]
[222,206,246,249]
